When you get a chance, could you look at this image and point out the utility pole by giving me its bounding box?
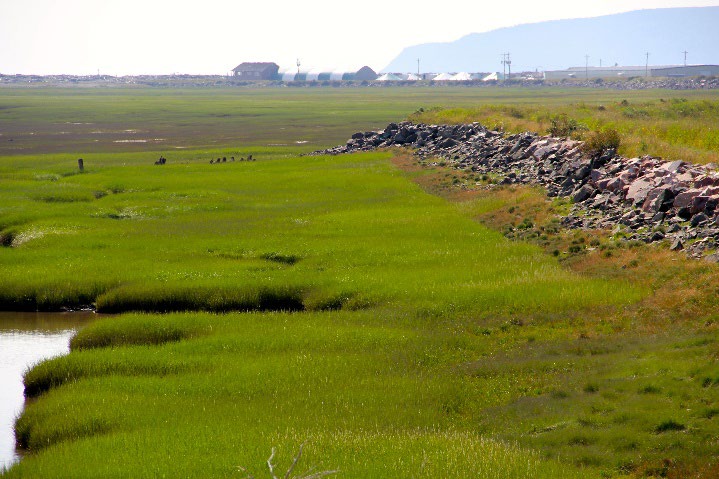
[501,53,511,81]
[645,52,650,78]
[683,50,688,66]
[296,58,301,74]
[599,59,602,68]
[417,58,420,76]
[585,55,590,79]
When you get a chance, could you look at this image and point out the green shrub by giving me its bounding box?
[548,114,587,138]
[582,128,621,155]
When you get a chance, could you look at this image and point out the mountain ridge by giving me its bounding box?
[383,7,719,73]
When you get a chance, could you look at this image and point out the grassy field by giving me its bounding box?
[2,86,719,478]
[2,87,719,158]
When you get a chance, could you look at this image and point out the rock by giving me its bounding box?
[705,197,719,215]
[670,238,684,251]
[691,195,711,214]
[677,207,692,220]
[605,177,625,192]
[663,160,684,173]
[652,211,666,223]
[642,187,674,214]
[626,178,655,206]
[695,175,719,188]
[691,212,709,227]
[572,184,596,203]
[438,138,458,149]
[590,169,605,183]
[650,231,666,242]
[619,210,637,226]
[673,189,702,209]
[573,161,592,180]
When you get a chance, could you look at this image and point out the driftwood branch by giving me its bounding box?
[267,447,278,479]
[301,470,340,479]
[239,442,339,479]
[284,441,306,479]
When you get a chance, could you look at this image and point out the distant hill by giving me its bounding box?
[383,7,719,73]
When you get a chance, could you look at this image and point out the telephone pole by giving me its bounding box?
[501,53,511,81]
[417,58,420,76]
[645,52,650,78]
[296,58,301,74]
[683,50,688,66]
[585,55,590,79]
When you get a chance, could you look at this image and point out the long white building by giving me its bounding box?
[544,64,719,80]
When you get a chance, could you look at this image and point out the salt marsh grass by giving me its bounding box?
[0,151,636,314]
[3,86,719,478]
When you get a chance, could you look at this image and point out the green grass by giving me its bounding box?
[0,150,636,315]
[6,311,590,478]
[2,86,719,478]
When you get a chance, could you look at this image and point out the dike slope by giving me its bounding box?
[313,122,719,260]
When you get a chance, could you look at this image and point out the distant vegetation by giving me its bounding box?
[410,97,719,164]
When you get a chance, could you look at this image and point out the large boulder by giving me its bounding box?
[642,187,675,213]
[662,160,684,173]
[673,189,702,209]
[573,184,596,203]
[625,178,655,206]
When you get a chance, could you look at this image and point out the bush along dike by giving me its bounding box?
[313,121,719,260]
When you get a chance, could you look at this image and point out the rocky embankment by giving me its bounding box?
[313,122,719,260]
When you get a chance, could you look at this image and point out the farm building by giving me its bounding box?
[353,66,378,81]
[544,64,719,80]
[232,62,280,80]
[651,65,719,77]
[276,66,378,82]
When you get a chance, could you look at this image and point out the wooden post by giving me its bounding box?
[78,158,84,171]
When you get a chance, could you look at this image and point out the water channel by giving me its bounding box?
[0,312,95,472]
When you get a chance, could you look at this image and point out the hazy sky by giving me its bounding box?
[0,0,717,75]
